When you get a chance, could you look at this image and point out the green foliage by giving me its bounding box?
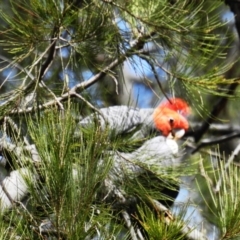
[0,0,236,109]
[0,105,113,239]
[0,103,196,239]
[115,0,234,96]
[137,204,186,240]
[197,156,240,239]
[0,0,239,239]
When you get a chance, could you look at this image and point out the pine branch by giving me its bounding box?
[191,131,240,154]
[7,36,149,115]
[193,1,240,143]
[37,29,58,82]
[193,82,239,143]
[214,141,240,192]
[151,199,208,240]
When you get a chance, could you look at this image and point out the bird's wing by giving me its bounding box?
[79,106,142,134]
[130,108,155,139]
[79,106,156,139]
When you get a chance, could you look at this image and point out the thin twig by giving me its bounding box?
[108,72,119,95]
[0,181,14,206]
[193,82,239,143]
[9,36,149,115]
[16,200,39,226]
[139,54,170,102]
[37,32,58,82]
[186,123,240,136]
[4,116,21,137]
[152,199,207,240]
[191,131,240,154]
[136,228,145,240]
[0,54,35,81]
[40,81,64,110]
[73,93,106,121]
[122,211,139,240]
[112,188,141,239]
[198,157,214,189]
[214,141,240,192]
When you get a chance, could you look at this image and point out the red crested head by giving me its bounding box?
[159,98,190,117]
[153,98,190,138]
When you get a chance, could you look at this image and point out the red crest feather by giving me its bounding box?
[153,98,190,137]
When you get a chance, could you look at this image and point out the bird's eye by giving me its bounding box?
[169,118,174,125]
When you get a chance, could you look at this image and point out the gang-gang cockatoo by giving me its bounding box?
[79,98,190,206]
[78,98,190,237]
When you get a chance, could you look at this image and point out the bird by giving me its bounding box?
[79,98,190,180]
[0,99,189,236]
[79,98,190,237]
[79,97,190,141]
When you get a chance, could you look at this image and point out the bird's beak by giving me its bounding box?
[167,129,185,140]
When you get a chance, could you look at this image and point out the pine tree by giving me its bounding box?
[0,0,239,239]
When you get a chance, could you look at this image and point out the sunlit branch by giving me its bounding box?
[108,72,119,95]
[40,82,64,110]
[73,93,106,120]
